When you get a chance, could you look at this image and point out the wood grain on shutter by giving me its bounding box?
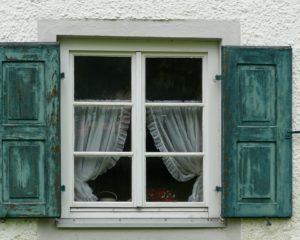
[222,47,292,217]
[0,44,60,218]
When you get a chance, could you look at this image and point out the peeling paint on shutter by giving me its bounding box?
[222,47,292,217]
[0,44,60,217]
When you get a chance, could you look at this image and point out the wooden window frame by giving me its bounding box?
[60,38,221,223]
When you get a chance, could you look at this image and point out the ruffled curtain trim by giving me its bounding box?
[75,107,131,201]
[146,107,202,201]
[147,108,196,182]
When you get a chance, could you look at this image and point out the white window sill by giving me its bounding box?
[56,218,226,228]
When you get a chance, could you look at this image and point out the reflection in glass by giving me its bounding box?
[146,106,202,152]
[74,106,131,151]
[75,157,132,202]
[75,56,131,100]
[146,157,203,202]
[146,58,202,101]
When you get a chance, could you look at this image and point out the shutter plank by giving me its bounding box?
[222,47,292,217]
[0,44,60,218]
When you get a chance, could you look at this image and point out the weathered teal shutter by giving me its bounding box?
[222,47,292,217]
[0,44,60,217]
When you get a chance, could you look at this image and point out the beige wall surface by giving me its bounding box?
[1,0,300,239]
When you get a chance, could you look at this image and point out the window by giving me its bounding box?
[0,40,292,222]
[60,38,221,221]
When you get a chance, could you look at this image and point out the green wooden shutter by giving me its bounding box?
[0,44,60,217]
[222,47,292,217]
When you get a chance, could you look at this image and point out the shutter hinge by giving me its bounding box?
[215,75,222,81]
[0,206,8,220]
[215,186,222,192]
[265,217,272,226]
[60,72,65,80]
[61,185,66,192]
[286,129,300,139]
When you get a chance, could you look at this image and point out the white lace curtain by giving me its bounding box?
[147,106,203,201]
[74,106,130,201]
[74,105,202,202]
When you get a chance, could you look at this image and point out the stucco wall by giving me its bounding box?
[0,0,300,239]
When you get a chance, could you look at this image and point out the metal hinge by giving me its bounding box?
[0,206,8,220]
[60,72,65,80]
[286,129,300,139]
[215,75,222,81]
[265,217,272,226]
[61,185,66,192]
[215,186,223,192]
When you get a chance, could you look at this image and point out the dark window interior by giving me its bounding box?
[146,57,202,101]
[75,56,131,101]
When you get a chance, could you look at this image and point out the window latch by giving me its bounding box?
[215,186,222,192]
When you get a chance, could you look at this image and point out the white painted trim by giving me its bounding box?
[60,38,221,220]
[74,152,133,157]
[59,209,211,221]
[38,20,240,45]
[74,101,132,106]
[56,217,225,228]
[145,152,204,157]
[145,102,204,107]
[60,42,74,218]
[70,202,206,208]
[69,207,208,212]
[134,51,144,207]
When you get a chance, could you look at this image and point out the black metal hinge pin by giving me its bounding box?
[215,75,222,81]
[286,130,300,139]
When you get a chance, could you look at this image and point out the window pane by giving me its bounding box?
[146,106,202,152]
[146,58,202,101]
[74,106,131,151]
[74,157,132,202]
[75,56,131,101]
[146,157,203,202]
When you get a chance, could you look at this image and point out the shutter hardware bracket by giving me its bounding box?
[60,72,65,80]
[215,186,222,192]
[215,75,222,81]
[61,185,66,192]
[265,217,272,226]
[286,130,300,139]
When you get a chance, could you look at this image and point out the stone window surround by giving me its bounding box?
[38,19,240,228]
[37,19,240,45]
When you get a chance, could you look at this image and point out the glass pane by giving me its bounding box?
[75,56,131,101]
[146,106,202,152]
[74,157,132,202]
[74,106,131,151]
[146,57,202,101]
[146,157,203,202]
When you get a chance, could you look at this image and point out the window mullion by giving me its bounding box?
[140,53,146,207]
[132,52,144,207]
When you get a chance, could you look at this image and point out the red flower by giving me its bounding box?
[147,188,176,201]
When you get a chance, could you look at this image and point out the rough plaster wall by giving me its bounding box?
[0,0,300,239]
[0,220,38,240]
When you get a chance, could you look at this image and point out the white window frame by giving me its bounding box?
[60,38,221,225]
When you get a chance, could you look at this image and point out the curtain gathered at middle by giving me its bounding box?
[74,106,130,201]
[73,104,202,202]
[147,106,203,201]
